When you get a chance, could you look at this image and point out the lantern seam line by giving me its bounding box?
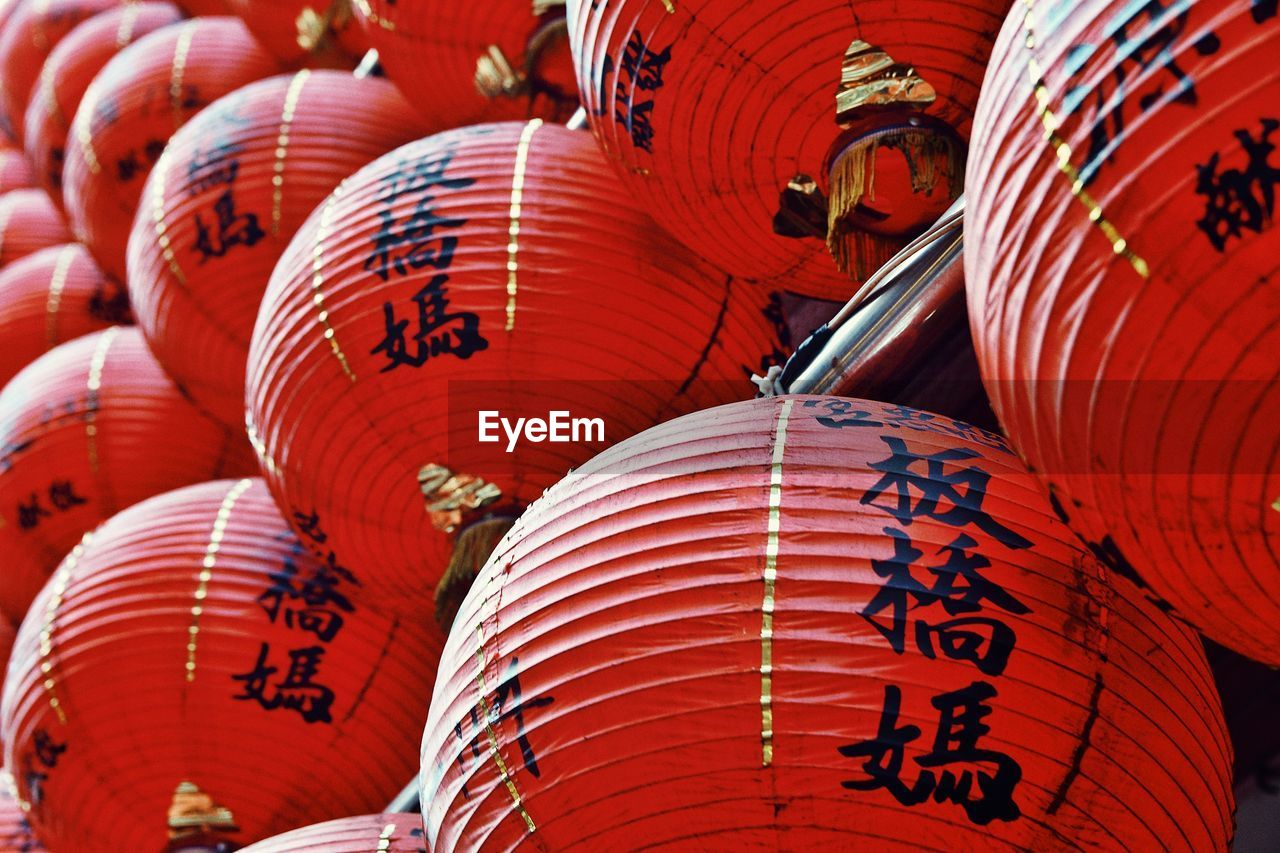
[85,325,120,473]
[73,85,103,176]
[377,821,395,850]
[312,181,358,382]
[273,69,311,237]
[245,411,281,478]
[760,396,793,767]
[187,478,253,682]
[38,61,64,129]
[44,244,76,346]
[32,0,51,52]
[116,3,142,48]
[506,118,542,332]
[473,622,537,833]
[152,147,188,287]
[352,0,396,30]
[38,532,94,730]
[170,20,199,131]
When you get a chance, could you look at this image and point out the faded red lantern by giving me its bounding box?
[567,0,1007,301]
[965,0,1280,661]
[1,478,443,850]
[0,242,131,388]
[247,121,788,620]
[241,813,426,852]
[61,16,281,281]
[23,2,184,202]
[129,69,435,430]
[223,0,369,66]
[0,779,43,850]
[421,395,1234,850]
[351,0,578,127]
[0,326,255,625]
[0,145,35,192]
[0,0,119,143]
[0,189,71,270]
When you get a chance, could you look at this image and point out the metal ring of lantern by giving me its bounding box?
[239,812,427,852]
[222,0,372,67]
[0,188,71,271]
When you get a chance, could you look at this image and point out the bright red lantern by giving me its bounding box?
[421,395,1234,849]
[0,779,43,850]
[223,0,369,66]
[248,120,788,618]
[0,242,131,388]
[567,0,1006,301]
[61,16,281,281]
[351,0,578,127]
[1,478,443,850]
[965,0,1280,662]
[128,69,435,430]
[240,813,426,852]
[23,2,184,203]
[0,145,35,192]
[0,0,118,143]
[0,326,255,625]
[0,188,71,270]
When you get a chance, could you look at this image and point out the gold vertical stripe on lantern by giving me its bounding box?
[186,477,254,681]
[504,118,541,331]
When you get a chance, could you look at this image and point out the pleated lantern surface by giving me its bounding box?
[240,813,426,852]
[0,188,70,269]
[0,145,35,192]
[420,394,1234,850]
[566,0,1009,301]
[965,0,1280,661]
[1,478,443,850]
[0,780,43,850]
[352,0,578,127]
[61,16,281,281]
[0,242,131,388]
[129,69,436,430]
[174,0,226,14]
[23,1,184,202]
[247,120,786,616]
[223,0,368,66]
[0,326,255,625]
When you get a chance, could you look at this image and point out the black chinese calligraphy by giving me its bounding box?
[1196,117,1280,251]
[88,280,133,325]
[193,189,265,262]
[231,642,335,724]
[370,273,487,372]
[115,139,167,183]
[21,729,67,809]
[16,480,88,530]
[449,656,552,800]
[801,400,1012,454]
[596,28,673,153]
[257,541,355,643]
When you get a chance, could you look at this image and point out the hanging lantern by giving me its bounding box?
[351,0,578,127]
[0,777,43,850]
[129,69,436,431]
[23,2,184,203]
[0,326,255,625]
[566,0,1004,301]
[61,16,282,282]
[240,813,426,852]
[1,478,443,850]
[222,0,369,67]
[0,0,119,144]
[420,394,1234,849]
[964,0,1280,662]
[0,242,131,389]
[0,189,71,270]
[0,145,35,192]
[247,120,788,622]
[173,0,227,14]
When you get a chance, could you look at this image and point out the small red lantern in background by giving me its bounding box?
[965,0,1280,662]
[222,0,369,67]
[0,0,118,143]
[421,395,1234,850]
[2,478,443,850]
[240,813,426,852]
[0,242,131,388]
[23,2,184,203]
[0,145,34,192]
[0,188,71,270]
[129,69,436,431]
[0,778,43,850]
[61,16,282,281]
[567,0,1006,301]
[351,0,578,127]
[0,326,255,626]
[247,121,788,621]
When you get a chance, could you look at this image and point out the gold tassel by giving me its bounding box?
[434,516,517,631]
[826,143,874,275]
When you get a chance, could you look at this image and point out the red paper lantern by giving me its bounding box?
[247,120,788,617]
[173,0,226,14]
[0,189,71,270]
[0,0,119,143]
[240,813,426,852]
[1,478,442,850]
[965,0,1280,661]
[23,2,184,203]
[223,0,369,66]
[0,326,255,625]
[129,69,435,430]
[61,16,281,281]
[351,0,578,127]
[0,145,35,192]
[567,0,1007,301]
[0,242,131,389]
[0,779,43,850]
[421,395,1234,849]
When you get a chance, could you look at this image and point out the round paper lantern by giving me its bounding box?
[129,69,435,430]
[0,242,131,389]
[61,16,281,281]
[0,0,119,144]
[0,777,43,850]
[0,145,35,192]
[23,2,184,202]
[223,0,368,66]
[965,0,1280,661]
[241,813,426,852]
[248,120,788,619]
[1,478,442,850]
[351,0,578,127]
[0,188,71,270]
[0,326,256,624]
[421,394,1234,850]
[566,0,1006,301]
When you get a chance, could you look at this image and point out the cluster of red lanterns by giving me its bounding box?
[0,0,1266,849]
